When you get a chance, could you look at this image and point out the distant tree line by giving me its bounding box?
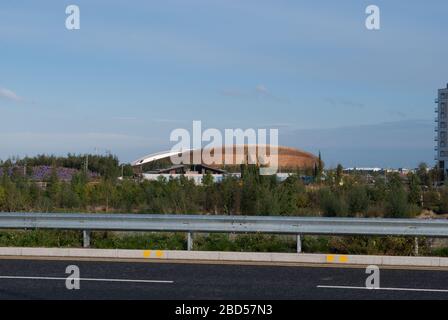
[0,154,128,180]
[0,154,447,217]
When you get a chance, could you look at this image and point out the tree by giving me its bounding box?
[314,151,324,182]
[438,187,448,213]
[385,173,412,218]
[0,186,6,209]
[336,164,343,186]
[385,188,410,218]
[46,167,62,209]
[347,186,369,216]
[408,173,422,206]
[201,172,214,187]
[368,177,387,203]
[416,162,431,187]
[219,176,241,214]
[277,175,306,215]
[319,188,348,217]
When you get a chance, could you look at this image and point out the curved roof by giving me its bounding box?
[132,145,318,169]
[131,149,193,167]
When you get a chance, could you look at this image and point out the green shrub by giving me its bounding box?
[195,234,296,253]
[91,232,185,250]
[302,236,330,253]
[385,189,413,218]
[431,247,448,257]
[329,236,428,256]
[319,189,348,217]
[437,188,448,214]
[347,186,369,216]
[0,230,81,247]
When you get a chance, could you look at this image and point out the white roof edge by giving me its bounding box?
[131,149,195,166]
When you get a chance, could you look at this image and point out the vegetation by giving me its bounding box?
[0,155,446,217]
[0,229,446,257]
[1,155,448,255]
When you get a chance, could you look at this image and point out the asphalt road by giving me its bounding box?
[0,258,447,300]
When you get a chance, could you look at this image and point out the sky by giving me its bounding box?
[0,0,447,168]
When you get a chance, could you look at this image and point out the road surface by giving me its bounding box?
[0,258,447,299]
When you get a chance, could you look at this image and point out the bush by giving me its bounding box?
[0,186,5,209]
[0,230,81,247]
[329,236,428,256]
[364,204,386,218]
[431,247,448,257]
[385,189,413,218]
[437,188,448,214]
[423,189,440,211]
[319,189,348,217]
[92,232,185,250]
[302,236,330,253]
[195,234,296,253]
[347,186,369,216]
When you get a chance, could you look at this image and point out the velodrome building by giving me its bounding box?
[131,145,319,184]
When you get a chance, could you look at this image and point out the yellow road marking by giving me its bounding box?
[143,250,151,258]
[326,255,335,262]
[155,250,164,258]
[339,255,348,263]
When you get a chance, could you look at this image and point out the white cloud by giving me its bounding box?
[255,84,269,95]
[221,85,288,104]
[0,87,23,102]
[152,118,188,124]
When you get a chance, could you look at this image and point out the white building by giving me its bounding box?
[435,84,448,177]
[142,173,224,185]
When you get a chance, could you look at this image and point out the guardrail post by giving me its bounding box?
[187,232,193,251]
[297,234,302,253]
[83,230,91,248]
[414,237,419,256]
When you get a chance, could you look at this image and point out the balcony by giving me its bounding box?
[435,127,439,132]
[436,98,440,104]
[435,136,439,141]
[435,117,439,122]
[435,107,439,113]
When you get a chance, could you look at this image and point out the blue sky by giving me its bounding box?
[0,0,447,167]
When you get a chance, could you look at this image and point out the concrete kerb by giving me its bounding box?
[0,247,448,268]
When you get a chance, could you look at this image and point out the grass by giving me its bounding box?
[430,247,448,257]
[0,230,446,257]
[0,230,298,252]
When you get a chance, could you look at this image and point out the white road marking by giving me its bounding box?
[317,285,448,293]
[0,276,173,284]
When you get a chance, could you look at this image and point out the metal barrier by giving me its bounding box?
[1,212,447,254]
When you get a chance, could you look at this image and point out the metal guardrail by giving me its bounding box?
[0,213,447,253]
